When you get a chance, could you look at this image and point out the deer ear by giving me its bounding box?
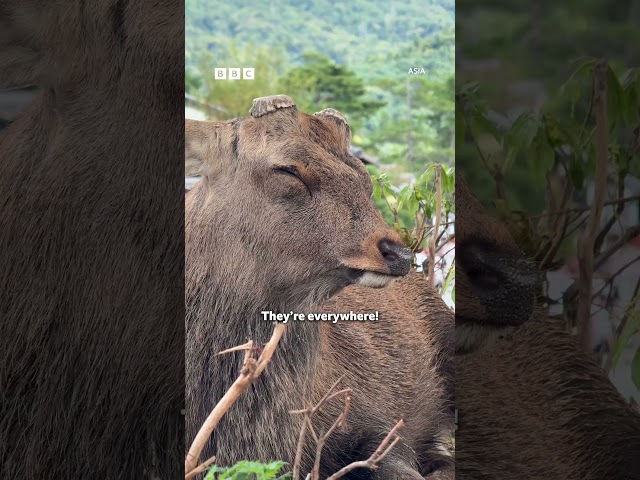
[185,119,214,176]
[314,108,352,147]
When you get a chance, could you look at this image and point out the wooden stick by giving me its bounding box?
[184,455,216,480]
[577,61,609,352]
[184,323,287,477]
[428,165,442,288]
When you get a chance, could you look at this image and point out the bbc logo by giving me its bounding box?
[214,68,255,80]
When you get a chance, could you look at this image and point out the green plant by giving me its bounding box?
[370,164,454,253]
[456,57,640,388]
[205,460,292,480]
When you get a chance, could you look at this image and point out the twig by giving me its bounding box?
[593,174,625,257]
[216,340,254,355]
[184,323,287,476]
[428,166,442,288]
[185,455,216,480]
[530,195,640,220]
[591,255,640,299]
[595,224,640,270]
[540,172,573,269]
[292,416,310,480]
[325,419,405,480]
[577,60,609,353]
[311,393,352,480]
[289,376,351,480]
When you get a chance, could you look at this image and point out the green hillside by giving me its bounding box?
[185,0,455,182]
[186,0,453,77]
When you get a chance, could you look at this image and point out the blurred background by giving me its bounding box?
[456,0,640,405]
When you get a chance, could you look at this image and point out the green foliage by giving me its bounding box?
[456,0,640,209]
[367,76,454,171]
[456,0,640,99]
[191,42,290,119]
[205,460,291,480]
[186,0,455,188]
[370,163,455,300]
[186,0,454,72]
[457,58,639,226]
[280,53,385,131]
[459,56,640,389]
[370,163,454,252]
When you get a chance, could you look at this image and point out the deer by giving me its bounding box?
[185,95,455,479]
[1,2,183,479]
[454,176,640,479]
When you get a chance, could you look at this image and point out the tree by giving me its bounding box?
[280,53,385,131]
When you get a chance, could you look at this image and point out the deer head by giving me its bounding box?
[185,95,412,311]
[455,177,540,353]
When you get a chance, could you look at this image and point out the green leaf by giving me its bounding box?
[542,113,567,148]
[606,65,625,131]
[470,108,502,143]
[558,57,596,97]
[529,132,556,186]
[504,113,541,169]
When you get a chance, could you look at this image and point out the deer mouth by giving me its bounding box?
[339,267,404,288]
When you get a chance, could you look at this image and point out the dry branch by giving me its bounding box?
[428,165,442,288]
[184,323,287,477]
[325,419,406,480]
[577,61,609,352]
[290,378,406,480]
[184,455,216,480]
[289,375,352,480]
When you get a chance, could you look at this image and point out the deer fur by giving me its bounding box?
[1,2,184,479]
[185,96,454,479]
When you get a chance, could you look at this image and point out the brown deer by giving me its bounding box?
[454,176,640,479]
[1,2,183,479]
[185,95,454,479]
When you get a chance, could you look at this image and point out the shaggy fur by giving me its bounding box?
[0,2,184,479]
[455,177,640,479]
[185,100,454,479]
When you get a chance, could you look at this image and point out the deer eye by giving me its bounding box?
[273,165,312,196]
[274,165,301,179]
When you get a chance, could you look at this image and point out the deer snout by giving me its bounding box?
[378,239,412,276]
[339,235,413,288]
[459,240,539,327]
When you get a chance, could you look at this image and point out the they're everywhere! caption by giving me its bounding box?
[261,311,379,324]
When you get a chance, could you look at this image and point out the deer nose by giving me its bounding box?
[458,239,539,326]
[378,239,412,276]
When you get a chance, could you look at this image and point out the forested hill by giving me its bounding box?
[185,0,455,179]
[186,0,454,77]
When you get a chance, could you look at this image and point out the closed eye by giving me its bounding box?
[274,165,312,196]
[275,165,301,178]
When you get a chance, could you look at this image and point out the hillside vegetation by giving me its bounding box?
[186,0,453,78]
[186,0,455,186]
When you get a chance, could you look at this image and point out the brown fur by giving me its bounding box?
[185,98,454,479]
[455,177,640,479]
[318,276,455,480]
[0,2,183,479]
